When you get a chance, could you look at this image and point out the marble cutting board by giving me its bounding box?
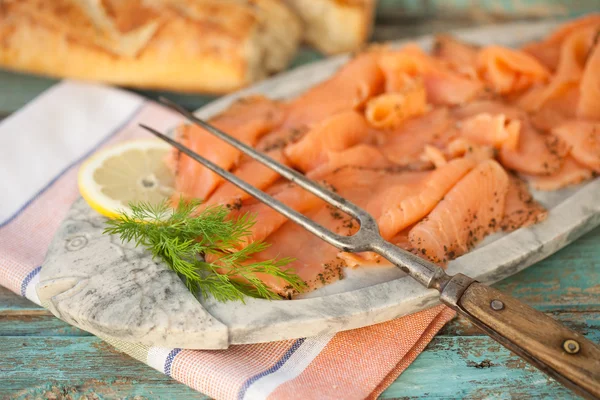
[37,20,600,349]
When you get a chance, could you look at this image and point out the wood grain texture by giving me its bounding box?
[459,283,600,399]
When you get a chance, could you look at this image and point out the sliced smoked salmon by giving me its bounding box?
[499,123,567,176]
[381,107,456,166]
[528,85,580,132]
[519,25,598,113]
[476,46,550,94]
[171,96,283,201]
[523,14,600,70]
[458,113,521,151]
[526,156,593,191]
[578,40,600,119]
[452,100,567,175]
[433,34,479,78]
[379,45,483,105]
[308,144,392,177]
[365,76,427,129]
[552,120,600,172]
[230,182,323,247]
[165,16,600,295]
[374,158,476,239]
[204,149,289,207]
[444,138,496,164]
[243,204,348,294]
[409,160,509,265]
[284,111,371,172]
[500,175,547,232]
[283,51,385,128]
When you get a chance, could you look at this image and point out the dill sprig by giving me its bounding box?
[103,199,305,303]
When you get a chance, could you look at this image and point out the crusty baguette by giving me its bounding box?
[0,0,302,93]
[285,0,376,54]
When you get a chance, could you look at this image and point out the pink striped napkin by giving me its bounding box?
[0,81,456,400]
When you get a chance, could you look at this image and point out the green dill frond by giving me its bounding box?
[104,198,306,303]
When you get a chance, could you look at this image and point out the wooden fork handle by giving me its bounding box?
[441,277,600,399]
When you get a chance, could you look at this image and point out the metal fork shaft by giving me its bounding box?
[158,97,366,219]
[368,239,451,290]
[141,122,448,290]
[141,124,356,251]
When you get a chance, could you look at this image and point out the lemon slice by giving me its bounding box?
[78,139,175,218]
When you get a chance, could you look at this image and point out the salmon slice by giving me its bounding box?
[433,34,479,78]
[246,161,472,291]
[365,76,427,129]
[529,85,579,132]
[381,107,457,166]
[526,156,593,191]
[409,160,509,266]
[500,175,547,232]
[204,149,289,207]
[458,113,521,150]
[244,205,349,294]
[452,99,527,121]
[522,14,600,70]
[452,101,568,175]
[444,138,496,164]
[284,111,371,172]
[476,46,550,94]
[578,40,600,119]
[552,120,600,172]
[421,145,448,168]
[379,45,483,105]
[238,167,427,292]
[308,144,392,177]
[229,183,323,247]
[518,26,598,112]
[374,158,476,240]
[171,96,283,201]
[283,51,385,128]
[231,153,415,253]
[499,122,567,176]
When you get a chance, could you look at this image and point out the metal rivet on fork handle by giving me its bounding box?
[490,299,504,311]
[563,339,581,354]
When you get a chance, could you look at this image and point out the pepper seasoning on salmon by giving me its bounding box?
[284,111,372,172]
[409,160,509,266]
[170,96,284,201]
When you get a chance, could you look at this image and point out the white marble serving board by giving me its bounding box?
[38,20,600,349]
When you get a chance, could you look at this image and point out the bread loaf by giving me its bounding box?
[0,0,302,93]
[285,0,376,54]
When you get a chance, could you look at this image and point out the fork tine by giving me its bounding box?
[139,124,354,250]
[158,97,366,220]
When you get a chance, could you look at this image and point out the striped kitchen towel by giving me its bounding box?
[0,81,455,400]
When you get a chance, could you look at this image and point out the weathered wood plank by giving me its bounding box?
[493,227,600,311]
[380,336,588,400]
[2,337,207,400]
[3,331,597,400]
[0,314,88,337]
[442,309,600,337]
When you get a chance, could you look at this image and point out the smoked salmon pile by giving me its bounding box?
[167,16,600,296]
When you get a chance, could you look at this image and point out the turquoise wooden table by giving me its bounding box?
[1,14,599,398]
